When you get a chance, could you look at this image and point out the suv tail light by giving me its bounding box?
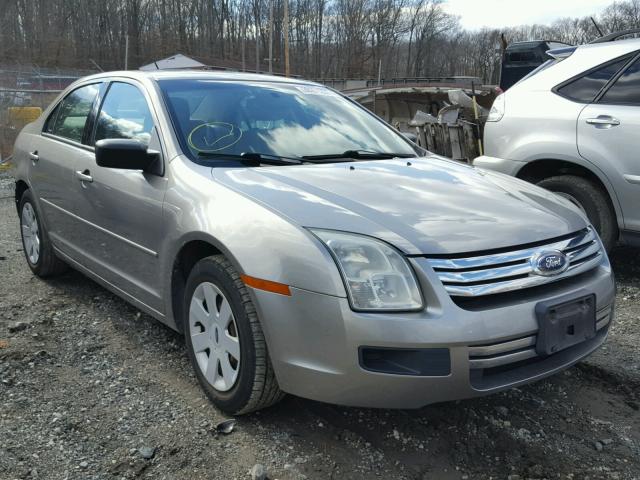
[487,93,505,122]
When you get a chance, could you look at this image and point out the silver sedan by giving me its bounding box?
[13,71,615,414]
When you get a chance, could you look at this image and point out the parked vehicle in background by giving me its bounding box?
[13,70,615,415]
[476,33,640,252]
[500,40,572,91]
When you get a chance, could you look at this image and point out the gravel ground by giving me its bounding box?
[1,169,639,480]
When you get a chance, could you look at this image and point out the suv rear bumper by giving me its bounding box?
[250,256,615,409]
[473,155,526,177]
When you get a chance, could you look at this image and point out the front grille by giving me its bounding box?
[426,228,602,297]
[468,305,612,370]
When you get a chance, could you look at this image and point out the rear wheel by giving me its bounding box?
[183,255,284,414]
[537,175,617,252]
[18,189,67,277]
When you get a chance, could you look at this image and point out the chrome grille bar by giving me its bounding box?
[468,334,536,357]
[427,228,602,297]
[436,262,533,284]
[469,348,538,369]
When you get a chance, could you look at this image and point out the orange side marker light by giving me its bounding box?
[241,274,291,296]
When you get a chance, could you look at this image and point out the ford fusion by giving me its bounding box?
[13,71,615,414]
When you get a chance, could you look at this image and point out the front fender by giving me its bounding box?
[160,157,347,326]
[514,154,625,231]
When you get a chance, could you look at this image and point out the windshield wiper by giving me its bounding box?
[197,151,303,166]
[302,150,417,162]
[196,149,415,165]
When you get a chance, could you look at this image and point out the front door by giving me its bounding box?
[578,56,640,233]
[74,81,167,314]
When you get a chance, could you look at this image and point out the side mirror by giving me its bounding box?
[95,139,159,172]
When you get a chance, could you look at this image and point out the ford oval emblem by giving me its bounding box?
[531,250,570,277]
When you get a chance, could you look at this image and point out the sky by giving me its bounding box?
[442,0,613,30]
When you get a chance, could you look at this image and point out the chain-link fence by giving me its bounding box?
[0,65,95,161]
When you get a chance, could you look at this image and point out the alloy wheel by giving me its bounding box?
[189,282,241,392]
[21,202,40,265]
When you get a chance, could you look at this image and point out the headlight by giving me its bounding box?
[487,93,505,122]
[311,229,424,312]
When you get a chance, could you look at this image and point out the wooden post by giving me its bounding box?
[241,14,246,72]
[284,0,290,76]
[268,0,274,74]
[471,81,484,157]
[124,35,129,70]
[256,27,260,72]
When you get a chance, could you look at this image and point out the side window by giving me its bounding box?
[599,57,640,105]
[95,82,153,146]
[51,84,100,143]
[43,104,60,134]
[557,57,630,103]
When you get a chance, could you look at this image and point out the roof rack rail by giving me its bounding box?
[590,28,640,44]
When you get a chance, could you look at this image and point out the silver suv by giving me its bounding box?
[13,71,615,414]
[476,37,640,252]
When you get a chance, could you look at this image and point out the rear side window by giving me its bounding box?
[43,104,60,134]
[95,82,154,145]
[50,84,100,143]
[599,57,640,105]
[556,57,629,103]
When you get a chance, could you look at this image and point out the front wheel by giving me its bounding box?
[537,175,618,252]
[183,255,284,414]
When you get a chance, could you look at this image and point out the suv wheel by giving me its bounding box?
[184,255,284,414]
[18,190,68,277]
[537,175,617,252]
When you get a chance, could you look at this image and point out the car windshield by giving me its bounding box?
[157,79,417,162]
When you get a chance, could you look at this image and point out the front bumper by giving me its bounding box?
[251,256,615,409]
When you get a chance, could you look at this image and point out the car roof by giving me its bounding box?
[78,69,322,86]
[512,37,640,91]
[577,36,640,53]
[567,37,640,71]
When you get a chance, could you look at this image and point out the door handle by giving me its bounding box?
[75,170,93,183]
[29,151,39,162]
[585,116,620,127]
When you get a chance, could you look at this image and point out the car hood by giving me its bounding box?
[211,155,587,255]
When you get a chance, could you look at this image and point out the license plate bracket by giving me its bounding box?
[535,293,596,356]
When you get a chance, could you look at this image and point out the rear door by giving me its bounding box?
[29,82,102,255]
[73,80,168,314]
[577,55,640,233]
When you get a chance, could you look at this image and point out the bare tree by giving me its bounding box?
[1,0,638,82]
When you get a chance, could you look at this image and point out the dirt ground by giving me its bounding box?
[1,169,639,480]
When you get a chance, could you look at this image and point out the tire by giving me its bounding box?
[537,175,618,252]
[183,255,284,415]
[18,189,68,277]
